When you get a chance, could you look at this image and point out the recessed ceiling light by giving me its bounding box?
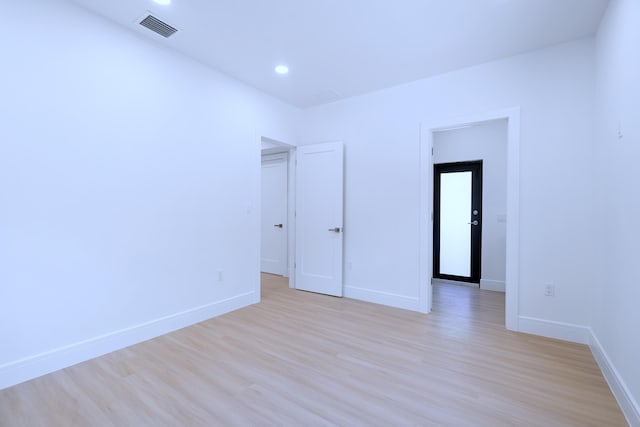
[275,65,289,75]
[154,0,171,5]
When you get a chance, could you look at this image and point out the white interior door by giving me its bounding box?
[261,154,288,276]
[295,142,344,296]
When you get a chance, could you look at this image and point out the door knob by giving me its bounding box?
[274,224,283,228]
[328,227,342,233]
[467,220,479,226]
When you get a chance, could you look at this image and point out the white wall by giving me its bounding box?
[433,120,508,292]
[593,0,640,422]
[0,0,299,388]
[300,39,597,334]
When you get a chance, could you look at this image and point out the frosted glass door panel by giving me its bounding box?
[439,172,471,277]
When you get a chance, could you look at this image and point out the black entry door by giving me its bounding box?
[433,161,483,284]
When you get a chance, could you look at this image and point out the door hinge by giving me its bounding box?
[431,147,434,156]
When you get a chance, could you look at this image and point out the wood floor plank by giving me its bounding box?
[0,274,628,426]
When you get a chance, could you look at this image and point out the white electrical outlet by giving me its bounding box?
[217,270,223,282]
[544,283,555,297]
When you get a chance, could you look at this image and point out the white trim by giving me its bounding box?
[418,122,433,313]
[480,279,505,292]
[518,316,590,344]
[0,291,256,390]
[261,152,288,164]
[589,329,640,427]
[419,107,520,329]
[504,110,521,331]
[344,286,420,312]
[287,149,296,287]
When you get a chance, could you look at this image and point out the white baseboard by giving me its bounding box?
[480,279,505,292]
[344,285,420,312]
[518,316,590,344]
[589,329,640,427]
[0,291,256,390]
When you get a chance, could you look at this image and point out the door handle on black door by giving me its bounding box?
[468,220,479,226]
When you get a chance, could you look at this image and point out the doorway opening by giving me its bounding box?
[419,108,520,331]
[261,152,289,277]
[260,137,296,295]
[259,138,346,300]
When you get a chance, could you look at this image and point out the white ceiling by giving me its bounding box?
[70,0,609,108]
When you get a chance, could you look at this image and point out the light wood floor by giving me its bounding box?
[0,275,627,426]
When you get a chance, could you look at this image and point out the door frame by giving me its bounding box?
[433,160,483,284]
[419,108,520,331]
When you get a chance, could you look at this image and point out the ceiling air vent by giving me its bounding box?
[139,14,178,38]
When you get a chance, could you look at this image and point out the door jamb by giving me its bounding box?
[419,108,520,331]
